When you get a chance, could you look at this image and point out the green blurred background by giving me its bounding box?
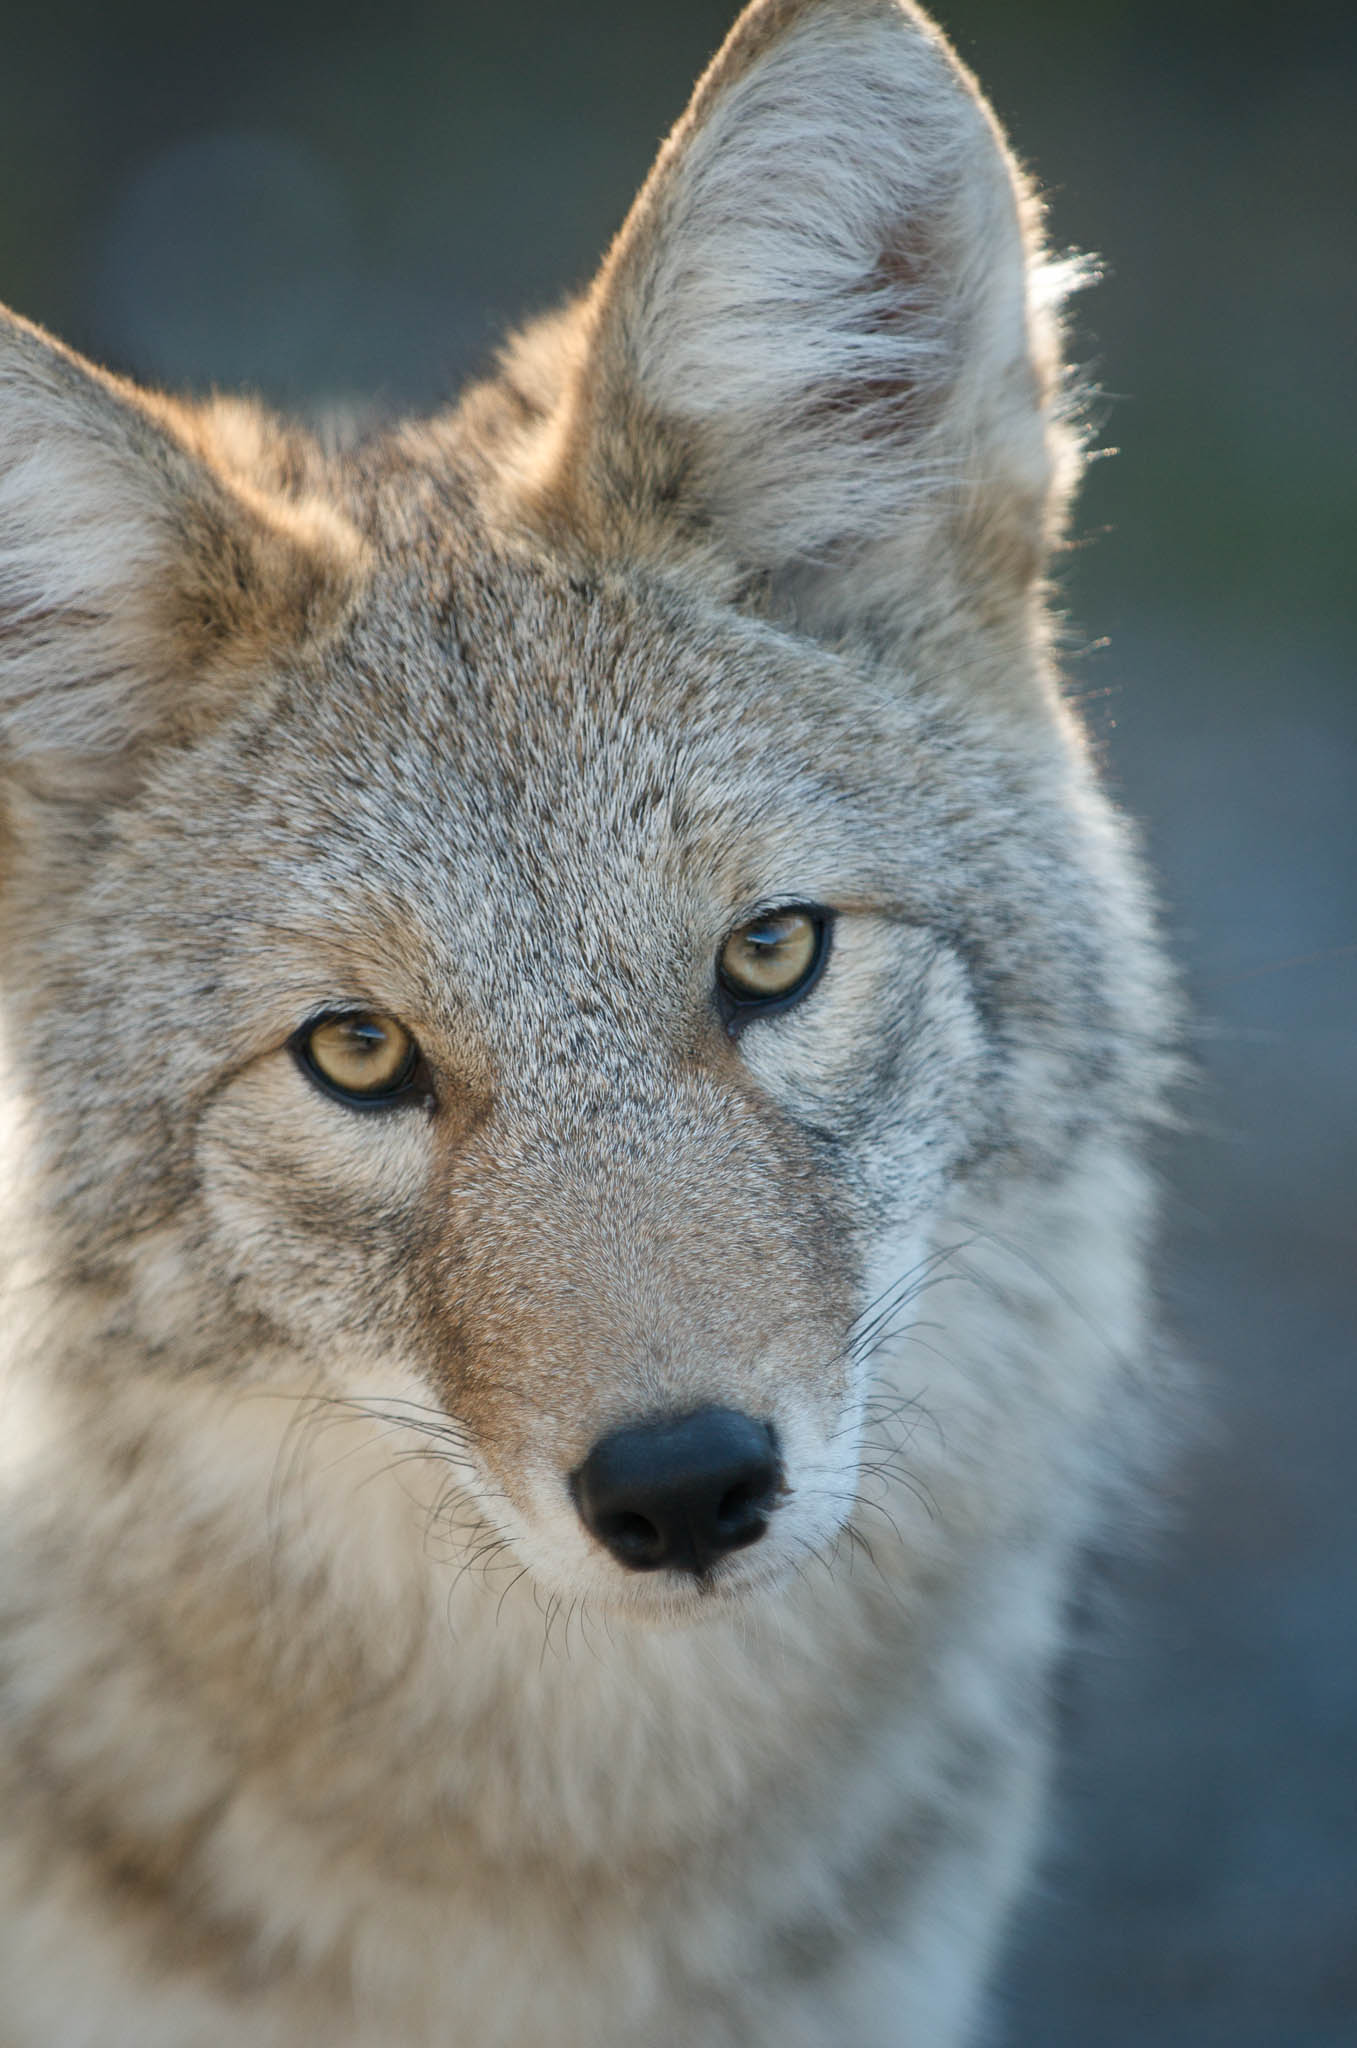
[3,3,1353,2040]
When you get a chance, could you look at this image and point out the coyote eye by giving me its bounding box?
[718,908,830,1022]
[294,1012,423,1108]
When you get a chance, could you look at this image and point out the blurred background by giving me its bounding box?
[2,2,1352,2039]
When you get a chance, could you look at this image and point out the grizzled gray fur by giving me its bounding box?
[0,3,1180,2042]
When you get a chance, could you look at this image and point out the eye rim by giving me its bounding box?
[716,905,833,1032]
[290,1009,431,1113]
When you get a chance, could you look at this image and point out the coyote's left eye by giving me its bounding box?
[718,908,830,1023]
[293,1012,425,1109]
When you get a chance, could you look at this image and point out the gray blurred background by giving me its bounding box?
[3,2,1352,2039]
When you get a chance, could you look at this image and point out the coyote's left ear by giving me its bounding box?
[517,0,1084,644]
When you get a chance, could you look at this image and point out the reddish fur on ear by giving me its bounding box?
[501,0,1087,650]
[0,308,365,801]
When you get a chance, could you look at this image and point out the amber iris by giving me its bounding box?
[718,909,824,1004]
[299,1013,418,1103]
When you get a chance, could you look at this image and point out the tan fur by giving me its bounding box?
[0,5,1180,2043]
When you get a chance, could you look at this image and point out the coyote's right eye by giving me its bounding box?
[292,1012,426,1109]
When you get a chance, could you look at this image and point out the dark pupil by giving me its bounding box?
[345,1021,387,1062]
[748,918,795,953]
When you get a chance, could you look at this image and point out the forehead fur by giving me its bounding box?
[116,483,1017,978]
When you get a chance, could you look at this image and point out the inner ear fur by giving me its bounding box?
[505,0,1086,647]
[0,308,363,803]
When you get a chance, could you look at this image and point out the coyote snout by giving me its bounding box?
[380,1031,864,1612]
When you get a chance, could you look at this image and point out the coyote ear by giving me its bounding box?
[0,309,358,803]
[520,0,1083,641]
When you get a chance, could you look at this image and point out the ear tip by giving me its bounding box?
[717,0,978,70]
[0,301,84,373]
[0,304,58,390]
[694,0,1022,210]
[685,0,975,128]
[0,305,133,435]
[501,0,1079,617]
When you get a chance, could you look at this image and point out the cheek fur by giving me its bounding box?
[738,923,992,1211]
[196,1052,435,1344]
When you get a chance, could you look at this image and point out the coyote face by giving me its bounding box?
[0,3,1179,2042]
[16,537,1006,1623]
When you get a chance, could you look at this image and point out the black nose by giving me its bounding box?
[572,1407,782,1576]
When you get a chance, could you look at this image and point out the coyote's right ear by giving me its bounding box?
[0,309,360,805]
[517,0,1085,651]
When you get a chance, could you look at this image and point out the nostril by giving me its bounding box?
[715,1479,770,1538]
[597,1509,664,1567]
[572,1406,783,1577]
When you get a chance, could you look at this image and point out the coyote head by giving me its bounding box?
[0,1,1153,1627]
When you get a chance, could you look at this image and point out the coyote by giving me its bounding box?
[0,2,1178,2042]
